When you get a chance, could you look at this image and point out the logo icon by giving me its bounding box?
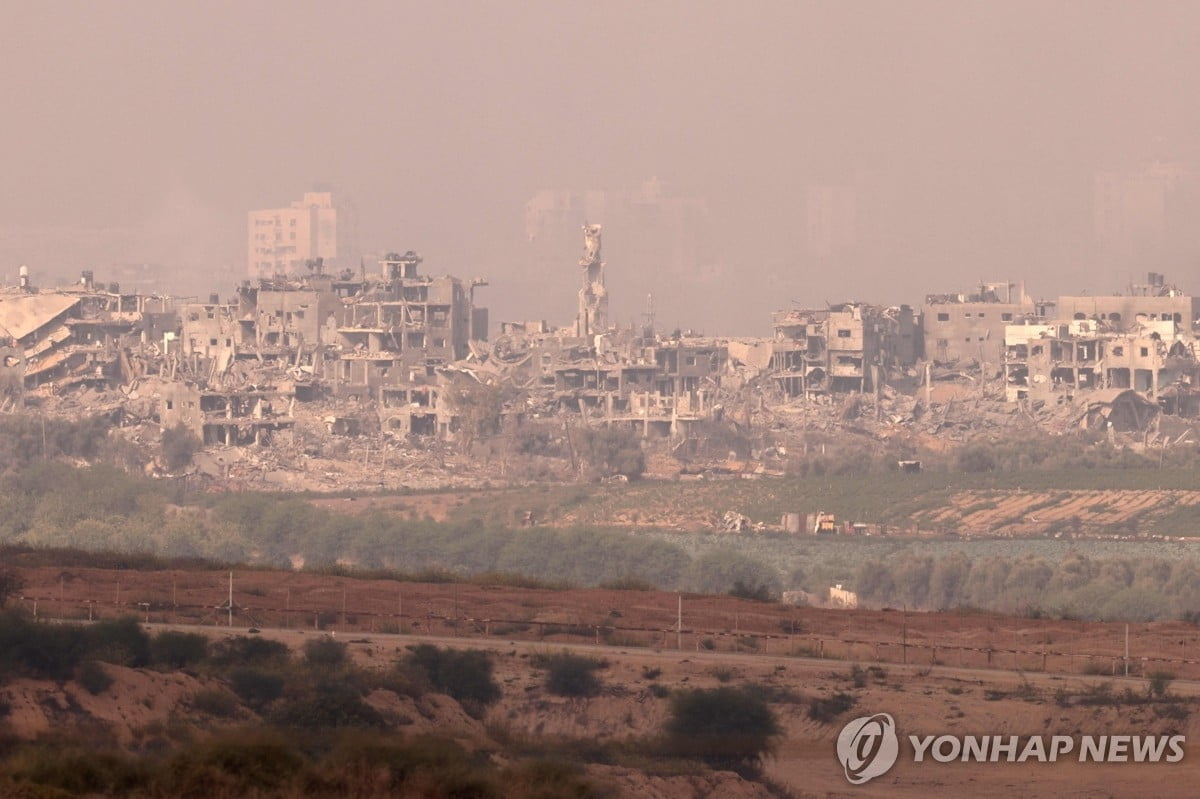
[837,713,899,784]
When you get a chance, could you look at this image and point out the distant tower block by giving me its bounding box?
[577,223,608,338]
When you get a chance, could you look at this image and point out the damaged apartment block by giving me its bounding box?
[2,218,1200,488]
[0,269,173,394]
[770,303,916,397]
[174,250,490,443]
[160,382,295,446]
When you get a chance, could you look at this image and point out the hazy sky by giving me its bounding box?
[4,1,1199,332]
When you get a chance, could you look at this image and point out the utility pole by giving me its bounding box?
[676,593,682,650]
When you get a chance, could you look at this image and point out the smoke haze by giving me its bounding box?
[3,1,1199,330]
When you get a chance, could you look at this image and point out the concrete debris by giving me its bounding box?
[1,241,1198,495]
[721,510,752,533]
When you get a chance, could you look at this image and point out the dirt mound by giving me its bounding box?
[588,764,774,799]
[364,690,489,744]
[2,663,217,745]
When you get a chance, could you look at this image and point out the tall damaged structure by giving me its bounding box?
[576,224,607,339]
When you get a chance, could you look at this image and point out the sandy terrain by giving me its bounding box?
[930,489,1200,537]
[5,619,1199,798]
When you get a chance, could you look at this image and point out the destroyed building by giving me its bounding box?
[1003,319,1198,401]
[0,269,173,393]
[159,380,295,446]
[923,282,1050,366]
[1055,272,1200,332]
[174,250,491,443]
[3,217,1200,492]
[324,251,488,394]
[769,303,916,397]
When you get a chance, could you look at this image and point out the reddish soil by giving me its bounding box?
[12,564,1200,680]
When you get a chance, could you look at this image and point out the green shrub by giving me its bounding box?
[208,636,290,668]
[228,668,284,709]
[164,731,302,796]
[404,645,501,715]
[687,550,781,596]
[0,609,88,681]
[5,745,148,796]
[580,426,645,479]
[191,688,239,718]
[808,691,856,723]
[151,631,209,669]
[86,617,150,667]
[303,637,348,669]
[0,414,113,469]
[322,734,499,797]
[531,652,606,698]
[1148,670,1175,699]
[502,758,601,799]
[728,581,775,602]
[0,570,23,607]
[957,445,997,473]
[162,424,201,472]
[664,687,780,774]
[77,660,113,695]
[269,681,386,729]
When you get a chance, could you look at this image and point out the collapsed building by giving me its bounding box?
[1,217,1198,488]
[171,251,490,443]
[769,304,917,397]
[1003,318,1198,400]
[0,268,173,403]
[996,274,1200,428]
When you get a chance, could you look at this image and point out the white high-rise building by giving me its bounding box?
[248,191,340,278]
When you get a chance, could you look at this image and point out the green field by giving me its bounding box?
[447,468,1200,532]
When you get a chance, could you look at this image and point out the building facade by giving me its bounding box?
[247,192,340,279]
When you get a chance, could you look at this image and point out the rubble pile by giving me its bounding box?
[1,233,1197,492]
